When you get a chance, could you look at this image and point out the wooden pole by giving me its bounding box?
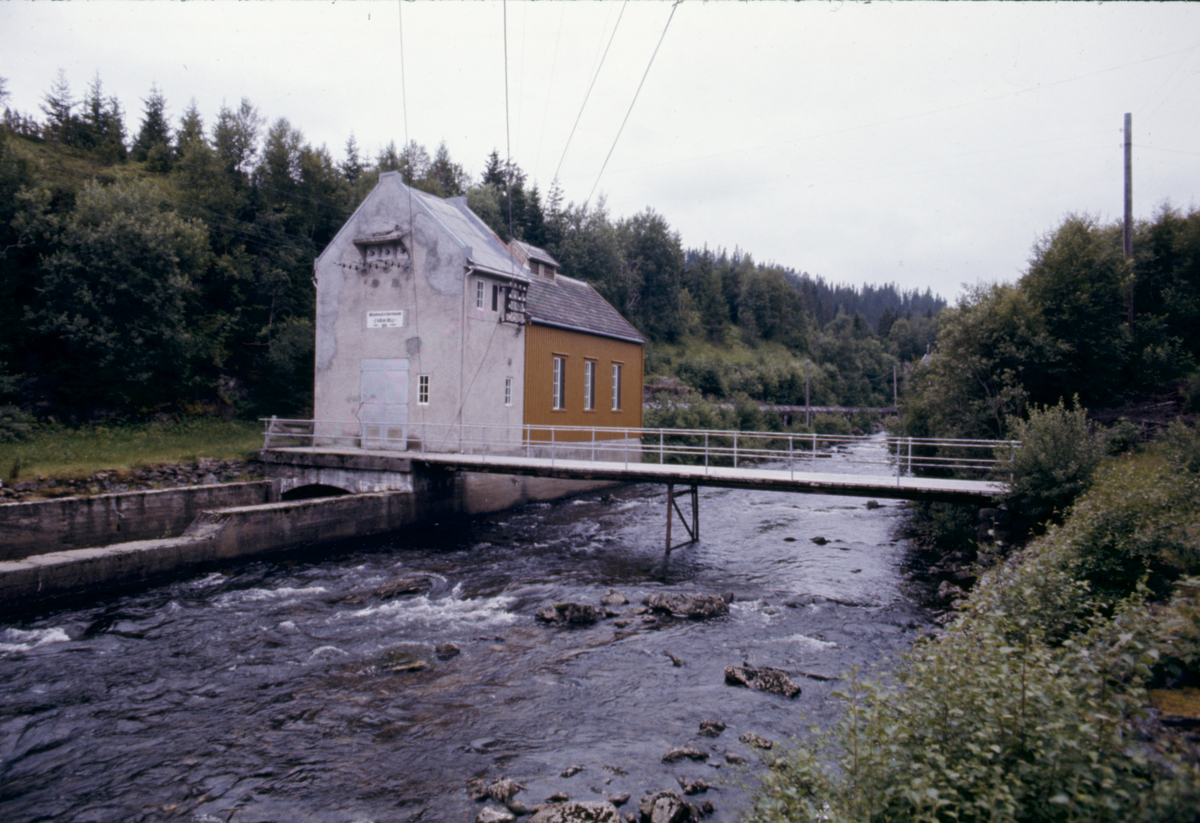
[805,359,811,426]
[1125,112,1135,331]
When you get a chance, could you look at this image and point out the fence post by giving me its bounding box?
[591,427,596,463]
[907,438,912,477]
[705,432,709,472]
[734,432,739,469]
[789,435,794,480]
[660,429,664,465]
[552,427,556,467]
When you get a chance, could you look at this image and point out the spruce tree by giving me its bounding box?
[133,84,172,169]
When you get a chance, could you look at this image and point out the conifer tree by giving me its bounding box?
[133,84,172,169]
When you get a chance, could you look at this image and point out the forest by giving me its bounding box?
[0,72,941,431]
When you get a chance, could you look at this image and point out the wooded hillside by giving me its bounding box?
[1,72,941,423]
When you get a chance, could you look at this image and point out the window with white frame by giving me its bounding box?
[475,279,485,309]
[584,361,596,411]
[552,357,565,410]
[504,376,512,407]
[611,363,622,411]
[418,374,430,405]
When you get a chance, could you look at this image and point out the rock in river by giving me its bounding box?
[697,720,725,738]
[637,791,701,823]
[529,800,622,823]
[642,593,729,619]
[536,602,604,626]
[374,576,434,599]
[662,745,708,763]
[724,665,802,698]
[478,806,517,823]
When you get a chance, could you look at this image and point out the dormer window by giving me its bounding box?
[354,228,411,273]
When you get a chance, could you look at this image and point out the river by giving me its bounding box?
[0,439,933,822]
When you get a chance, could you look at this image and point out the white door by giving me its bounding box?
[360,358,409,450]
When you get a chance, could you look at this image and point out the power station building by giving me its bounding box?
[312,171,644,459]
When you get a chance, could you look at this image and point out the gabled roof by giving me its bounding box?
[526,274,646,345]
[410,188,531,282]
[318,172,530,283]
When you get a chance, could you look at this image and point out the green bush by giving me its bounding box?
[811,413,851,436]
[0,404,34,443]
[750,592,1200,823]
[750,426,1200,822]
[997,398,1103,536]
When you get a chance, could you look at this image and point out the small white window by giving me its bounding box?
[418,374,430,405]
[584,361,595,411]
[504,376,513,407]
[552,357,565,410]
[612,363,622,411]
[476,279,485,309]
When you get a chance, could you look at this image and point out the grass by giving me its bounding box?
[2,418,264,482]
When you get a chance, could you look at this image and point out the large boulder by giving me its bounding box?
[637,791,700,823]
[375,575,434,599]
[662,746,708,763]
[529,800,623,823]
[642,593,729,619]
[535,602,604,626]
[478,806,517,823]
[724,665,801,698]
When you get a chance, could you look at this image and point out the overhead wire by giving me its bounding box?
[583,0,680,210]
[551,0,628,188]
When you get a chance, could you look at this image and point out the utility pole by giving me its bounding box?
[1124,112,1135,332]
[805,359,811,426]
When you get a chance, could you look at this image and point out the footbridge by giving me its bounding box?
[262,421,1014,552]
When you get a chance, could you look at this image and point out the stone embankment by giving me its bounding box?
[0,459,260,503]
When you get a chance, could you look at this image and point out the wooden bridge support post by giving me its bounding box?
[665,482,699,554]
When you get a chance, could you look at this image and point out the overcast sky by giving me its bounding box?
[3,1,1199,303]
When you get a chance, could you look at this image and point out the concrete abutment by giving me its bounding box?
[0,453,617,615]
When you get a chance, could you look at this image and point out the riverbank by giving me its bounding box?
[748,424,1200,822]
[0,457,261,503]
[0,418,263,491]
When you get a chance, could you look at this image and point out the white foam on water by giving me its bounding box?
[339,583,517,631]
[0,627,71,654]
[307,645,350,661]
[215,586,328,605]
[784,633,839,651]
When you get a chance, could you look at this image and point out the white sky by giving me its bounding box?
[2,1,1199,303]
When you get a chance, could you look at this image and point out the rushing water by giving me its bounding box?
[1,439,933,822]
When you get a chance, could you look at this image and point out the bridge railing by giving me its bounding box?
[261,418,1018,479]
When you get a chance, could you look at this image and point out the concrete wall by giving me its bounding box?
[0,482,278,561]
[0,459,621,614]
[0,483,459,614]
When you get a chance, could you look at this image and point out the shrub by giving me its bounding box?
[997,398,1103,536]
[811,413,851,436]
[750,427,1200,822]
[0,404,34,443]
[749,587,1200,823]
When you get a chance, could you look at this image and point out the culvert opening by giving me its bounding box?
[281,484,352,501]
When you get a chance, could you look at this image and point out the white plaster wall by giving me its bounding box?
[314,173,525,452]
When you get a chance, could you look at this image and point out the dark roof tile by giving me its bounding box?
[526,275,645,344]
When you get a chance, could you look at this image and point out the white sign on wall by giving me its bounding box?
[366,310,404,329]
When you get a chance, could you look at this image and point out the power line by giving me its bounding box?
[584,0,679,210]
[551,0,628,187]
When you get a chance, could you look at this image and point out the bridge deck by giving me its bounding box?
[268,446,1002,504]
